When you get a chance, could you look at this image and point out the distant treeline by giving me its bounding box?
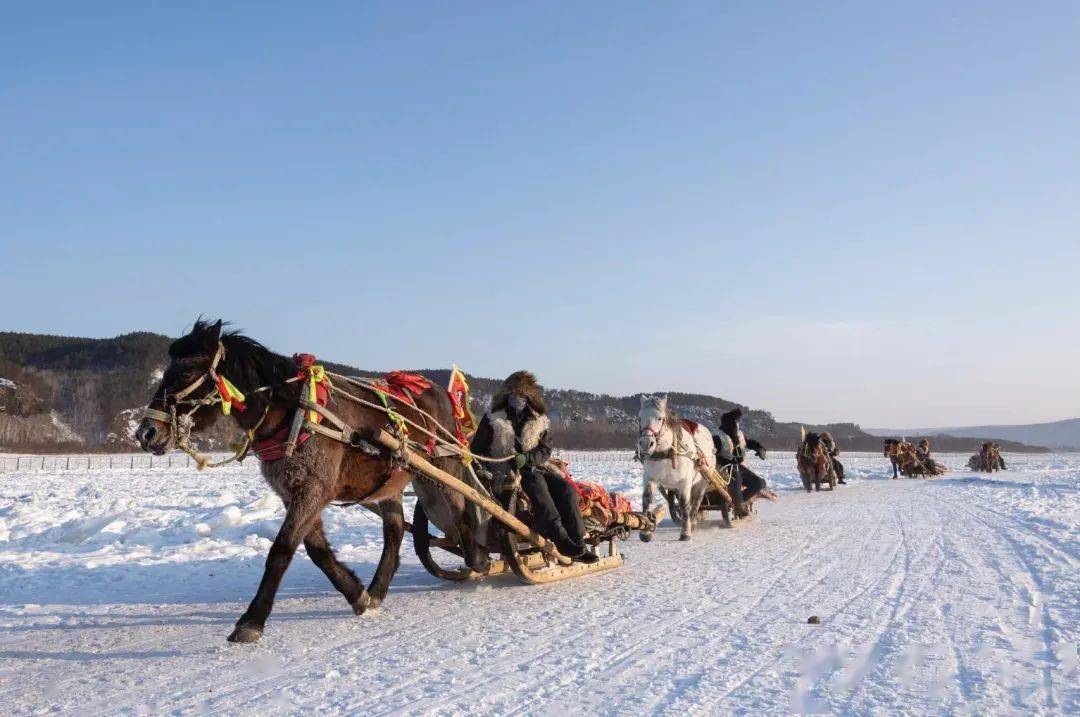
[0,329,1051,454]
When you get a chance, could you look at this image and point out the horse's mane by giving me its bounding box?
[172,319,294,395]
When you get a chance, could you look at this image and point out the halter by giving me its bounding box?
[639,411,691,465]
[141,342,277,468]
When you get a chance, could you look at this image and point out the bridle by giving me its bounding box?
[638,411,668,450]
[141,342,279,467]
[638,411,689,465]
[142,342,227,425]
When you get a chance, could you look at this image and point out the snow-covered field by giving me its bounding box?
[0,452,1076,716]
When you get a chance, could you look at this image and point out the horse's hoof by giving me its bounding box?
[722,520,733,529]
[226,624,263,644]
[351,593,373,616]
[679,534,692,542]
[639,532,653,543]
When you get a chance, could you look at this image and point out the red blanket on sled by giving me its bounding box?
[550,462,632,513]
[571,480,633,514]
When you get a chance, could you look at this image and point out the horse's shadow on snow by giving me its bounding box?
[0,554,441,609]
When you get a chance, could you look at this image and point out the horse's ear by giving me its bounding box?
[205,320,223,351]
[660,394,669,407]
[640,395,649,406]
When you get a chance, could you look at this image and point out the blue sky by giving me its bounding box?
[2,1,1078,427]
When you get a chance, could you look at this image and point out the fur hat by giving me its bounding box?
[719,407,743,437]
[491,370,547,415]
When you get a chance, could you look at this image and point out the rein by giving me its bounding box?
[142,344,518,471]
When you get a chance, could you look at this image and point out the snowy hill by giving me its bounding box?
[0,329,1049,453]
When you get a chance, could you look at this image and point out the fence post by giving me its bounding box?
[130,455,135,469]
[15,457,20,471]
[169,455,173,468]
[87,456,91,469]
[150,455,153,469]
[66,457,70,470]
[41,456,45,470]
[109,456,113,469]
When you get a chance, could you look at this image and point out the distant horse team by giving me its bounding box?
[883,438,948,478]
[134,319,1006,642]
[968,442,1007,472]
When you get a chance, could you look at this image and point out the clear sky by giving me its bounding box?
[2,1,1078,428]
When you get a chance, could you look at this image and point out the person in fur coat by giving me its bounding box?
[470,371,597,563]
[715,408,776,516]
[819,431,847,484]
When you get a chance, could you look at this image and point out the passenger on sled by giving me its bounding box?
[714,408,777,517]
[819,431,847,485]
[470,371,598,564]
[915,438,947,475]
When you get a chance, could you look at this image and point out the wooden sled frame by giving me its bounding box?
[369,428,628,585]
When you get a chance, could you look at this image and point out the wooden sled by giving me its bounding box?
[369,428,644,585]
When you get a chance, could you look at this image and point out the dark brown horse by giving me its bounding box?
[136,320,485,643]
[797,432,834,492]
[883,438,907,479]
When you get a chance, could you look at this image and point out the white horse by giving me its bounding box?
[637,395,717,541]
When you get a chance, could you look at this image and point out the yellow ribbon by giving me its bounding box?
[375,389,407,435]
[217,376,246,416]
[304,365,331,422]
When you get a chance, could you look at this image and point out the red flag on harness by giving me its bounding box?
[384,371,431,401]
[447,365,478,445]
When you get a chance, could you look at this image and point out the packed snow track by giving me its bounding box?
[0,452,1076,715]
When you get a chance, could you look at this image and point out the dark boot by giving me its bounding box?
[521,468,576,551]
[573,549,600,564]
[545,471,587,547]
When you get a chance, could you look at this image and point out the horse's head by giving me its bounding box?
[884,439,899,458]
[136,319,230,455]
[637,394,669,456]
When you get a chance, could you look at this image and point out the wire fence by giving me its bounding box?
[0,453,239,473]
[0,449,641,473]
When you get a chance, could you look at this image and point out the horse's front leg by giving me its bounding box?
[228,493,324,644]
[640,477,657,542]
[364,496,405,611]
[678,482,695,541]
[303,517,369,615]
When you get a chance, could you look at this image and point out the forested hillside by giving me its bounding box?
[0,330,1047,453]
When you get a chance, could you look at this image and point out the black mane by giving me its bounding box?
[171,319,294,400]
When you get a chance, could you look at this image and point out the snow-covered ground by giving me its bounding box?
[0,452,1076,716]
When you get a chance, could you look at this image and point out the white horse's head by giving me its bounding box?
[638,394,670,456]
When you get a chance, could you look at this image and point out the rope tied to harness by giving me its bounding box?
[293,353,332,422]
